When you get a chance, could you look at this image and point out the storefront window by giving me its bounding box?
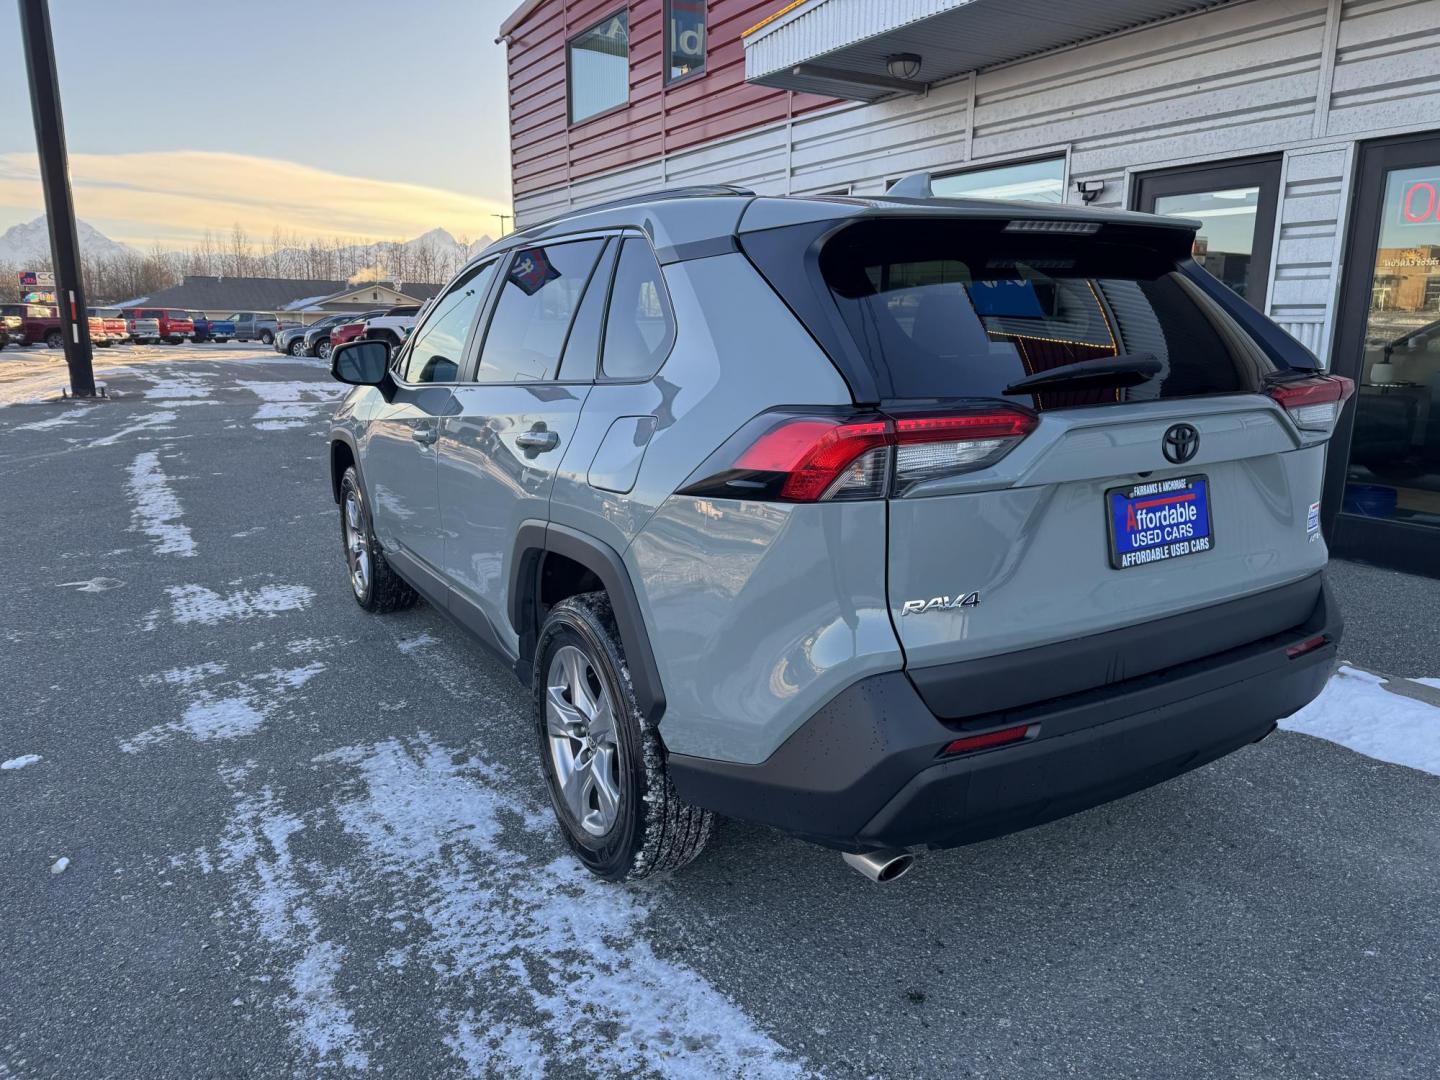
[665,0,706,83]
[568,11,629,124]
[1345,163,1440,526]
[1152,187,1261,300]
[930,158,1065,204]
[1134,158,1281,309]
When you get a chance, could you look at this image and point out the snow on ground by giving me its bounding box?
[2,754,42,770]
[125,451,196,557]
[235,380,346,431]
[87,410,177,448]
[12,405,96,431]
[166,583,315,625]
[122,662,325,752]
[1282,665,1440,777]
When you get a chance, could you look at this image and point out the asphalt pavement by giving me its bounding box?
[1,342,1437,1079]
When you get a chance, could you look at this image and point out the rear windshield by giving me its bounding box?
[753,217,1301,408]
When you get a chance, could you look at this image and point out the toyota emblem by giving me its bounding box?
[1162,423,1200,465]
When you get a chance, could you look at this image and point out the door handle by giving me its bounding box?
[515,429,560,452]
[410,425,439,446]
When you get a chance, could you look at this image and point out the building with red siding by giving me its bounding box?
[497,0,1440,576]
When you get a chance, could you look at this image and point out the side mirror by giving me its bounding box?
[331,339,390,386]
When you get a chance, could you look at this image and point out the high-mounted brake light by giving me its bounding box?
[681,406,1038,503]
[1268,375,1355,432]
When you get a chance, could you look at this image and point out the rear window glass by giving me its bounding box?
[817,218,1279,409]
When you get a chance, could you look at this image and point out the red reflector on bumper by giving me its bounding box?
[942,724,1033,757]
[1286,635,1328,659]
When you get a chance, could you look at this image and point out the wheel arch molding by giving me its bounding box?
[509,521,666,725]
[328,431,361,504]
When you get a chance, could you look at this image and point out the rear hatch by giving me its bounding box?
[742,209,1349,715]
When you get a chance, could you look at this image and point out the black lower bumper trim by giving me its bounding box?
[668,578,1341,852]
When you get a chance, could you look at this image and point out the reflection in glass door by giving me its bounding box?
[1343,165,1440,521]
[1134,156,1281,309]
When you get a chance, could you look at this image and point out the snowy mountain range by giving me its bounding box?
[0,216,138,264]
[0,215,494,267]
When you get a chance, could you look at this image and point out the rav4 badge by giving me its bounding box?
[901,592,980,615]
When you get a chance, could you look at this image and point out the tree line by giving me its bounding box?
[2,223,481,305]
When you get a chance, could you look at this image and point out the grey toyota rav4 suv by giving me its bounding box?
[326,182,1351,883]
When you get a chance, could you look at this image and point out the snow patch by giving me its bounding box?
[144,374,210,400]
[1281,665,1440,777]
[1,754,42,770]
[315,736,804,1077]
[125,451,196,557]
[395,632,438,655]
[122,664,324,752]
[88,410,177,448]
[167,583,314,625]
[235,380,345,430]
[58,577,125,593]
[215,785,371,1071]
[50,857,70,875]
[13,406,96,431]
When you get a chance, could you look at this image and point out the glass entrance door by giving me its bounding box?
[1327,133,1440,576]
[1134,156,1282,308]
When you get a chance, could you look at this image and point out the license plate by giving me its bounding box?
[1106,475,1214,570]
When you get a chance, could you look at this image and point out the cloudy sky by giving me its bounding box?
[0,0,515,248]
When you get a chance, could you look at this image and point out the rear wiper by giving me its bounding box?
[1003,352,1161,395]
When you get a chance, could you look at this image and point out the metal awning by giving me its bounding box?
[743,0,1233,101]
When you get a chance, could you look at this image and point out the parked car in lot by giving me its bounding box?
[298,310,385,360]
[191,312,235,343]
[226,312,281,344]
[327,317,372,355]
[327,186,1351,885]
[123,307,193,344]
[359,304,421,358]
[0,304,109,348]
[1,303,64,348]
[127,313,162,344]
[89,307,130,345]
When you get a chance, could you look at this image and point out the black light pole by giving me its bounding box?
[18,0,94,397]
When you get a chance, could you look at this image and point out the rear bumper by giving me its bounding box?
[668,574,1340,853]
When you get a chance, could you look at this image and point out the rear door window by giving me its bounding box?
[476,239,606,383]
[782,218,1288,407]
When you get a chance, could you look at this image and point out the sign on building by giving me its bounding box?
[20,270,55,288]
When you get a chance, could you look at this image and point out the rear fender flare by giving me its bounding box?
[509,522,665,723]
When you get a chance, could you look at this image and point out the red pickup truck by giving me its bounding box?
[124,307,194,344]
[0,304,109,348]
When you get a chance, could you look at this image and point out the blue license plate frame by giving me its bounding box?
[1106,475,1215,570]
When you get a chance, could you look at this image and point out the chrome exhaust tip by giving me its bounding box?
[842,849,916,883]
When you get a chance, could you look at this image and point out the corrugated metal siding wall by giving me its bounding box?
[506,0,834,220]
[509,0,1440,364]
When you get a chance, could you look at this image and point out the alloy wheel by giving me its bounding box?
[545,644,622,837]
[317,340,331,360]
[342,488,371,599]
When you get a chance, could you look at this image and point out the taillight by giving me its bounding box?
[1268,375,1354,432]
[681,405,1037,503]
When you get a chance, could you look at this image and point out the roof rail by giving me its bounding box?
[886,172,934,198]
[518,185,757,234]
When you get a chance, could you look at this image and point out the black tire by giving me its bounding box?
[316,339,332,361]
[534,593,712,881]
[339,466,417,613]
[289,337,305,356]
[260,330,274,345]
[44,329,62,349]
